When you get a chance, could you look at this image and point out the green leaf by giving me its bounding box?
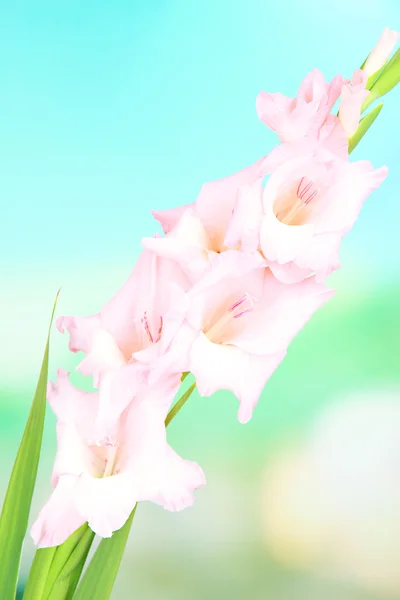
[22,548,57,600]
[362,48,400,112]
[46,524,95,600]
[73,506,137,600]
[24,523,95,600]
[0,292,59,600]
[349,103,383,154]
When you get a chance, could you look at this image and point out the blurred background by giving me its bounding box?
[1,1,399,598]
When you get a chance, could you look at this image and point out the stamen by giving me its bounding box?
[155,316,163,343]
[228,295,248,313]
[141,311,154,343]
[297,177,320,206]
[233,308,253,319]
[228,293,256,317]
[206,293,256,343]
[140,312,163,344]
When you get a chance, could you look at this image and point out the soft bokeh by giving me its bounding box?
[1,1,399,598]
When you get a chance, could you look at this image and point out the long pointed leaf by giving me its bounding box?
[0,292,59,600]
[23,523,95,600]
[349,103,383,153]
[46,525,95,600]
[362,48,400,112]
[73,506,137,600]
[22,547,57,600]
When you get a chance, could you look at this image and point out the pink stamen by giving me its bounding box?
[141,311,154,343]
[297,177,320,205]
[141,312,163,344]
[155,316,163,343]
[228,295,248,312]
[233,308,252,319]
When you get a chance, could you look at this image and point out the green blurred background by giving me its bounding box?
[1,1,399,598]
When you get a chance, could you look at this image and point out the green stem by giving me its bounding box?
[165,382,196,427]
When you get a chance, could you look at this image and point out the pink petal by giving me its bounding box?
[268,260,312,284]
[57,314,100,354]
[47,368,99,437]
[313,160,388,234]
[146,446,206,511]
[195,158,265,251]
[142,209,211,279]
[31,475,85,548]
[190,333,286,423]
[229,274,334,356]
[256,91,296,136]
[339,70,369,137]
[74,472,138,538]
[120,381,205,511]
[152,204,194,234]
[224,181,263,253]
[364,28,400,76]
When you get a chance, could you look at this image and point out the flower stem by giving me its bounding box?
[165,382,196,427]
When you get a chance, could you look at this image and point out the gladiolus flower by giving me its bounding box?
[57,250,190,432]
[145,159,267,280]
[31,369,205,547]
[154,252,333,424]
[260,152,387,283]
[256,70,345,154]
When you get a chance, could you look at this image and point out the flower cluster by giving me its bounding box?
[32,29,398,547]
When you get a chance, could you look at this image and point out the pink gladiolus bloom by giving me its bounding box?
[256,70,344,148]
[156,252,333,424]
[363,27,399,77]
[57,250,190,432]
[260,152,388,283]
[31,369,205,547]
[145,159,267,280]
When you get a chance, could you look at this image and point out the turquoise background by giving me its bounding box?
[1,2,399,598]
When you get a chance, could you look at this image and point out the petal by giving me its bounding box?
[52,421,91,485]
[145,445,206,512]
[190,333,286,423]
[318,115,349,160]
[94,363,145,438]
[74,472,138,538]
[364,28,400,77]
[152,204,194,233]
[77,328,126,385]
[294,232,342,281]
[313,160,388,234]
[31,474,85,548]
[268,260,312,284]
[228,273,334,356]
[339,70,369,137]
[256,91,296,136]
[142,209,211,279]
[57,314,100,354]
[47,368,99,437]
[195,158,265,250]
[120,381,204,513]
[224,181,263,253]
[260,208,314,265]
